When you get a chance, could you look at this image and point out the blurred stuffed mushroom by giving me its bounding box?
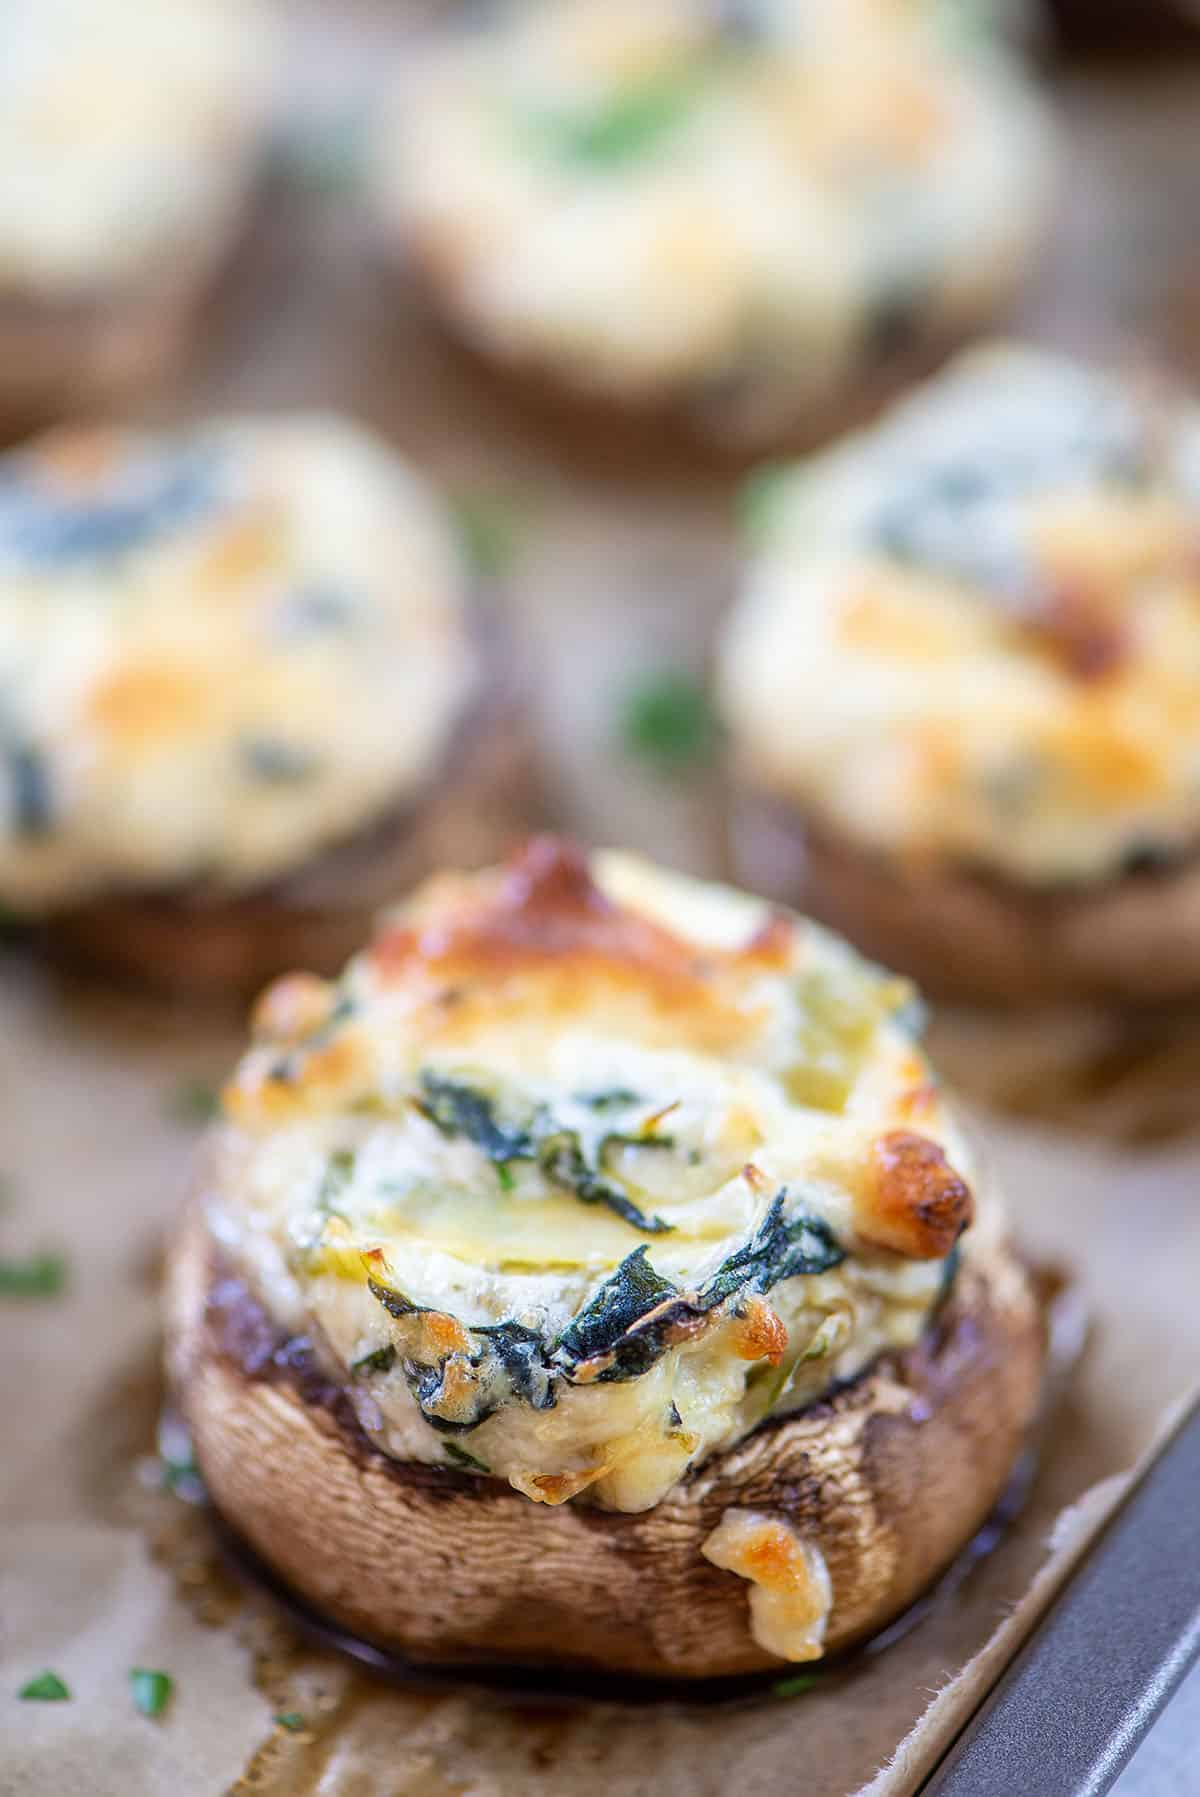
[0,0,273,434]
[0,415,536,994]
[720,343,1200,1003]
[373,0,1053,453]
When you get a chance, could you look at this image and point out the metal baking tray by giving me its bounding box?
[923,1400,1200,1796]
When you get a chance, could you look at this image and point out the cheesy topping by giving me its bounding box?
[1,0,270,292]
[720,344,1200,886]
[205,838,984,1514]
[702,1510,833,1662]
[375,0,1050,429]
[0,416,477,909]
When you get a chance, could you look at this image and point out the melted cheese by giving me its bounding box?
[720,343,1200,885]
[0,416,477,907]
[206,839,988,1514]
[0,0,270,291]
[702,1509,833,1661]
[375,0,1050,420]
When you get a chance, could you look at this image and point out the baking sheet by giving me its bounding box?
[2,8,1200,1794]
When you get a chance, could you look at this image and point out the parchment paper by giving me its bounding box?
[2,9,1199,1794]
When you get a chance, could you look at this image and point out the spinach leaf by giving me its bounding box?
[697,1191,844,1308]
[533,1127,674,1235]
[418,1071,531,1167]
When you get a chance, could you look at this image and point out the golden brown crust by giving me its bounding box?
[45,671,543,999]
[730,788,1200,1006]
[166,1202,1044,1681]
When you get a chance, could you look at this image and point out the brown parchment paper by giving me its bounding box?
[2,9,1200,1793]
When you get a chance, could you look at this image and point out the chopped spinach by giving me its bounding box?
[418,1071,675,1234]
[575,1086,641,1111]
[443,1441,491,1475]
[553,1246,678,1373]
[697,1191,844,1308]
[350,1343,396,1376]
[533,1127,674,1235]
[551,1193,842,1385]
[240,737,321,784]
[0,444,219,566]
[275,581,355,638]
[317,1147,356,1217]
[6,744,52,836]
[418,1071,531,1167]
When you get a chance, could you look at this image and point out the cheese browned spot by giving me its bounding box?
[702,1509,833,1663]
[858,1129,974,1261]
[204,840,988,1515]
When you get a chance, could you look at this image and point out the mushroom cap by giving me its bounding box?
[167,1198,1044,1681]
[736,794,1200,1006]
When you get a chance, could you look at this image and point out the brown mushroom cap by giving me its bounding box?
[731,791,1200,1007]
[166,1200,1044,1681]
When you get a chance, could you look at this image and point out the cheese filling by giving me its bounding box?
[205,839,983,1514]
[376,0,1050,419]
[720,343,1200,886]
[0,416,477,909]
[1,0,270,291]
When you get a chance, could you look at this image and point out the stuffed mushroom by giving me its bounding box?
[0,414,535,993]
[167,837,1043,1678]
[720,343,1200,1003]
[0,0,271,435]
[373,0,1052,454]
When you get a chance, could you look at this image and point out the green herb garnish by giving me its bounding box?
[129,1669,172,1719]
[274,1711,307,1732]
[169,1080,220,1125]
[350,1343,396,1377]
[451,494,524,580]
[19,1671,70,1702]
[514,72,701,168]
[773,1671,821,1698]
[0,1253,66,1298]
[618,670,719,774]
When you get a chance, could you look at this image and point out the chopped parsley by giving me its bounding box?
[129,1669,172,1719]
[0,1253,66,1298]
[18,1672,70,1702]
[451,493,525,579]
[168,1080,221,1125]
[274,1711,307,1733]
[618,669,720,774]
[773,1671,821,1698]
[350,1343,396,1377]
[514,71,702,168]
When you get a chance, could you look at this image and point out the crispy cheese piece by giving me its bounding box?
[702,1509,834,1662]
